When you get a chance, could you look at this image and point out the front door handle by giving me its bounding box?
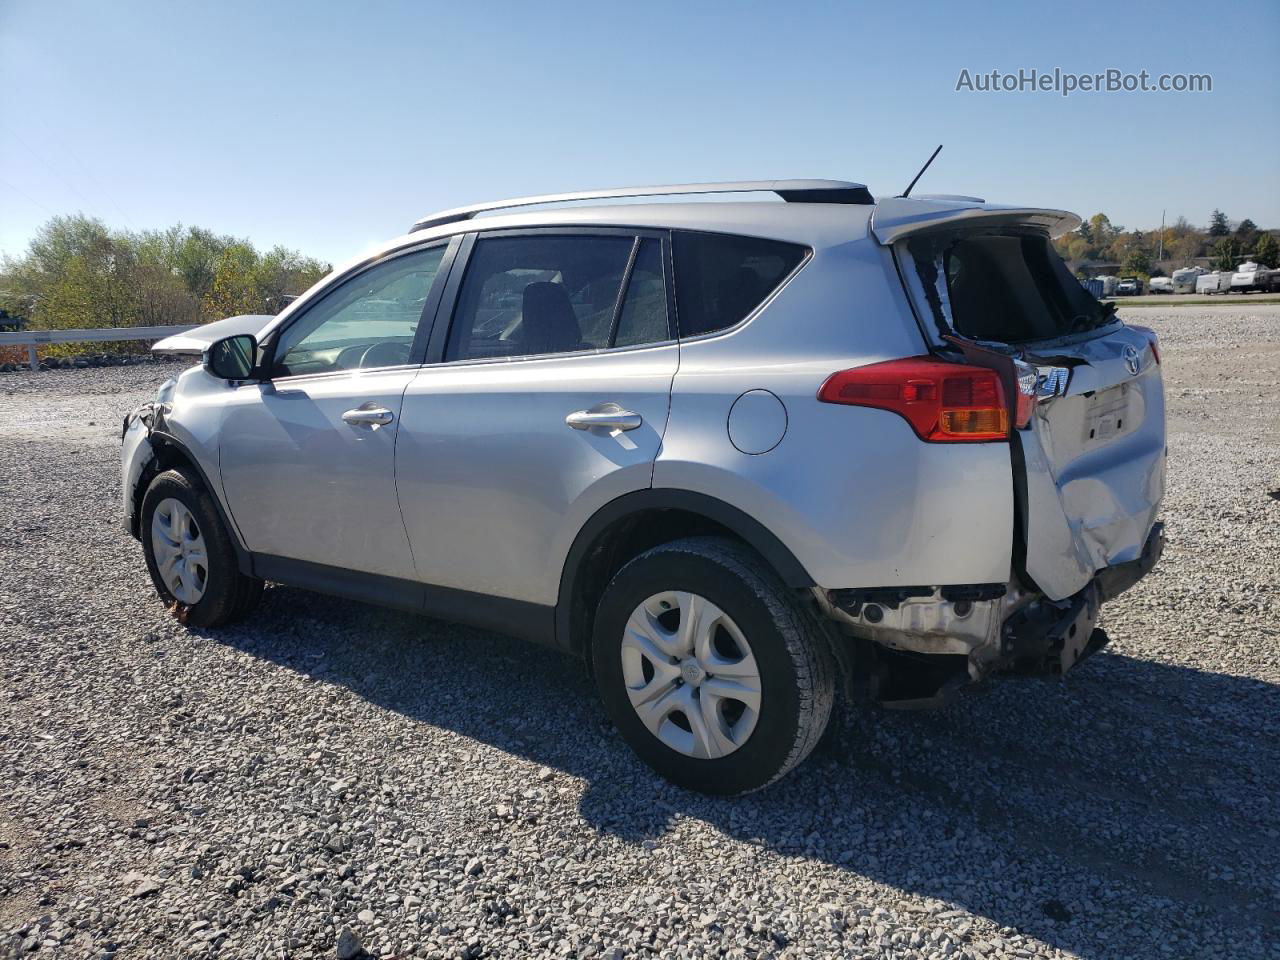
[342,405,395,427]
[565,404,643,432]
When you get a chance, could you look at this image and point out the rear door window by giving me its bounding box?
[613,238,669,347]
[446,233,647,361]
[671,232,808,337]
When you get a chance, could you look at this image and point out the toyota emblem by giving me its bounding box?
[1123,345,1141,376]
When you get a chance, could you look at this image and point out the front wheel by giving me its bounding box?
[140,468,263,628]
[591,537,835,795]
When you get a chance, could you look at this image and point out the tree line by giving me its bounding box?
[0,214,331,333]
[1053,209,1278,277]
[3,209,1274,339]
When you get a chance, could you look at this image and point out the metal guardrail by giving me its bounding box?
[0,325,198,370]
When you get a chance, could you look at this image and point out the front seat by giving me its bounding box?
[521,282,584,355]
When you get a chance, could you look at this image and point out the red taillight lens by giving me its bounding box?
[1128,325,1161,365]
[818,356,1010,442]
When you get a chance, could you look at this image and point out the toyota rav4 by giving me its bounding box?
[122,181,1165,794]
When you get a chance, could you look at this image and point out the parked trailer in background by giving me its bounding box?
[1196,272,1233,294]
[1231,261,1269,293]
[1172,266,1207,294]
[1084,277,1106,298]
[1148,277,1174,294]
[1096,275,1119,297]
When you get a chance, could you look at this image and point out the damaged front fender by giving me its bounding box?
[121,404,157,537]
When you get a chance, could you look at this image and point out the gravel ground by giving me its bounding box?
[1,308,1277,960]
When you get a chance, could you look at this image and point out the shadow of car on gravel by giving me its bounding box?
[211,585,1280,956]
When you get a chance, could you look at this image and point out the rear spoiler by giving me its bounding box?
[871,196,1081,245]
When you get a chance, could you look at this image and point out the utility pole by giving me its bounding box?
[1158,209,1166,263]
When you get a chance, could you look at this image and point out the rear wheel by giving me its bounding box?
[591,536,834,794]
[140,468,263,627]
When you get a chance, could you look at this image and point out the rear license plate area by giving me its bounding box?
[1082,382,1131,444]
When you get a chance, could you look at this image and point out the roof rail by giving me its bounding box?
[410,180,874,232]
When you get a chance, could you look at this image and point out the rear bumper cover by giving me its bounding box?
[1004,521,1164,676]
[821,521,1165,701]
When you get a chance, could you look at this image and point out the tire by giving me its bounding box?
[591,536,835,795]
[140,468,263,628]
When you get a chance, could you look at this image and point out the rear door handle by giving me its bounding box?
[565,405,643,432]
[342,405,395,427]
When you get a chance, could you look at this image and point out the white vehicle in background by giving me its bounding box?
[1096,275,1119,297]
[1171,266,1206,294]
[1230,261,1267,293]
[1115,277,1142,296]
[1196,272,1233,294]
[1148,277,1174,294]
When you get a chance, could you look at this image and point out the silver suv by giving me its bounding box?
[122,181,1165,793]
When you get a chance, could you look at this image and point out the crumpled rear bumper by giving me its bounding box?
[1002,521,1165,676]
[821,521,1165,706]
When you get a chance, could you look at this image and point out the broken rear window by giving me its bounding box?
[908,232,1114,344]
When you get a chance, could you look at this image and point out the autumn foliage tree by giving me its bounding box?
[1053,209,1277,277]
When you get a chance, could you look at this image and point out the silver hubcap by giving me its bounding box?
[150,498,208,605]
[621,591,762,759]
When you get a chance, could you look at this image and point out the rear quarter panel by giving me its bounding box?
[656,238,1015,589]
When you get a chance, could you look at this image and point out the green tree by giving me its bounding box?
[1123,249,1151,277]
[252,246,329,313]
[1214,237,1241,272]
[1254,231,1279,268]
[0,214,330,337]
[205,243,264,318]
[1088,213,1119,249]
[1208,209,1230,237]
[1234,218,1259,250]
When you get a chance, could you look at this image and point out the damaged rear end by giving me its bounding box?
[830,197,1166,705]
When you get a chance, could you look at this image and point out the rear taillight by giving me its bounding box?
[1128,325,1161,364]
[818,356,1010,442]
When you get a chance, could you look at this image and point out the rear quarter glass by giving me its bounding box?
[672,231,807,338]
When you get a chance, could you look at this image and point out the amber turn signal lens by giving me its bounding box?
[938,408,1008,437]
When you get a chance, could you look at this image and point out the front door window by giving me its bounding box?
[273,245,447,377]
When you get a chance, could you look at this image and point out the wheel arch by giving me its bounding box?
[556,489,816,658]
[136,430,253,575]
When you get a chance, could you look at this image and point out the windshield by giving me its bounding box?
[909,231,1115,344]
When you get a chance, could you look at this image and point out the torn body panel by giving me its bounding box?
[121,408,156,534]
[817,583,1035,678]
[896,228,1166,602]
[815,522,1163,705]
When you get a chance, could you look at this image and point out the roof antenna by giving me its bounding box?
[899,144,943,198]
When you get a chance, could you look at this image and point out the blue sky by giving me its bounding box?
[1,0,1277,265]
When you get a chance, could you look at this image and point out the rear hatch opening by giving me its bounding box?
[891,223,1166,604]
[905,229,1119,347]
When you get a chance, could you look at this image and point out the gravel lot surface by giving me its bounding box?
[1,308,1277,959]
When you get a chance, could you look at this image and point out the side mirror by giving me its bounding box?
[205,334,258,380]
